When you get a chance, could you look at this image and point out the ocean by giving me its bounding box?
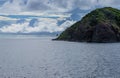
[0,36,119,78]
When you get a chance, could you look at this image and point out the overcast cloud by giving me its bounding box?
[0,0,120,14]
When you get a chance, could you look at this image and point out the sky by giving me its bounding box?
[0,0,120,34]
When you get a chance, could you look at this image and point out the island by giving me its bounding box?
[55,7,120,43]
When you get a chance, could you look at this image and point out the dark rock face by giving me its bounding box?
[56,7,120,43]
[92,23,117,42]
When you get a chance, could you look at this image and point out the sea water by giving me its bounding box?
[0,36,119,78]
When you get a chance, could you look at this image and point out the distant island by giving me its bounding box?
[55,7,120,43]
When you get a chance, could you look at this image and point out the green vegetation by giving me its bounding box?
[56,7,120,42]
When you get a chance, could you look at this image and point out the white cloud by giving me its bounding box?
[0,22,28,33]
[17,12,71,18]
[0,0,120,34]
[0,17,76,33]
[25,18,63,33]
[60,20,76,29]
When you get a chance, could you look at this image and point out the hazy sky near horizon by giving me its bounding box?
[0,0,119,33]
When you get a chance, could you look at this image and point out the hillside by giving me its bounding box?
[56,7,120,43]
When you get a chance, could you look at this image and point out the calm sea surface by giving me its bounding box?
[0,36,120,78]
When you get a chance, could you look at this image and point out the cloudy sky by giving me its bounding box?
[0,0,120,34]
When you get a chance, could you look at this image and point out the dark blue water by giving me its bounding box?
[0,37,120,78]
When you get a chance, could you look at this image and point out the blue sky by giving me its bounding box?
[0,0,120,34]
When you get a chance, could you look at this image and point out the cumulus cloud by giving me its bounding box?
[0,22,28,33]
[0,17,76,33]
[0,0,120,34]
